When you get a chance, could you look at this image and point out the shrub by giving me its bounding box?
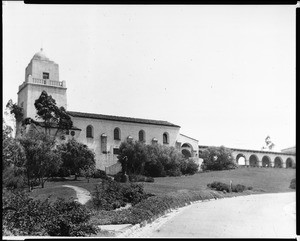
[207,181,230,192]
[200,146,237,171]
[2,167,27,190]
[114,172,129,183]
[166,167,182,177]
[289,178,296,189]
[181,159,199,175]
[92,169,109,180]
[231,184,246,193]
[129,174,154,183]
[91,179,152,211]
[2,189,99,236]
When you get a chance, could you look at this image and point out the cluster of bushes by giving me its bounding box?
[92,169,110,180]
[200,146,237,171]
[90,179,154,211]
[90,189,226,226]
[118,141,199,178]
[207,181,253,193]
[2,190,99,236]
[289,178,296,189]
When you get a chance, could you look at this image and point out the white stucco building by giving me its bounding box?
[17,49,199,174]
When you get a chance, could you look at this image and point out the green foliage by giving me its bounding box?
[289,178,296,189]
[2,189,99,236]
[6,99,24,122]
[207,181,251,193]
[19,132,62,188]
[57,139,95,180]
[2,166,27,190]
[90,189,225,226]
[200,146,237,171]
[92,169,110,180]
[180,159,199,175]
[91,179,151,211]
[118,141,186,177]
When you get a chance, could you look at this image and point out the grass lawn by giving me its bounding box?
[143,167,296,195]
[29,167,295,201]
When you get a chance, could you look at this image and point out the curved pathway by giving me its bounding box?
[62,185,91,204]
[127,192,296,238]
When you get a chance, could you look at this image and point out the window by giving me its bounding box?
[20,102,24,108]
[43,72,49,79]
[114,128,120,140]
[101,134,107,153]
[86,125,93,138]
[113,148,119,155]
[139,130,145,142]
[163,132,169,144]
[152,138,158,145]
[71,131,75,136]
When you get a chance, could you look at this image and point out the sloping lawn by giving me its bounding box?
[142,167,296,195]
[29,167,295,202]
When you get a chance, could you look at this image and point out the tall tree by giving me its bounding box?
[19,132,62,189]
[57,139,95,180]
[34,91,73,136]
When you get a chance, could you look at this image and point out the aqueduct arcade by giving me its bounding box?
[198,145,296,168]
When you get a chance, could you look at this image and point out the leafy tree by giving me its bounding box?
[19,132,62,189]
[33,90,73,136]
[57,139,96,180]
[200,146,237,171]
[118,140,149,175]
[6,100,24,136]
[2,119,27,189]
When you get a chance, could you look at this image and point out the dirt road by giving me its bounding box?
[129,192,296,238]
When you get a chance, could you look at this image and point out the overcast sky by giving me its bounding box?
[3,3,296,150]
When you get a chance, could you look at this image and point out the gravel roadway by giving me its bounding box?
[127,192,296,238]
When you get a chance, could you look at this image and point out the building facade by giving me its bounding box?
[17,49,199,174]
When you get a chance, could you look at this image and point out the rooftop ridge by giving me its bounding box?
[67,110,181,128]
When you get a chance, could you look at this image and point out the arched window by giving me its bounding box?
[86,125,93,138]
[139,130,145,142]
[163,132,169,144]
[114,128,120,140]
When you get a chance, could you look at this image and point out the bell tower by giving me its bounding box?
[17,48,67,121]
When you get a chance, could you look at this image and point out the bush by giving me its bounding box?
[207,181,252,193]
[180,159,199,175]
[91,179,152,211]
[2,189,99,236]
[200,146,237,171]
[92,169,109,180]
[129,174,154,182]
[166,167,182,177]
[2,167,27,190]
[289,178,296,189]
[114,172,129,183]
[207,181,230,192]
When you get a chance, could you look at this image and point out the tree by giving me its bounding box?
[34,90,73,136]
[2,119,27,189]
[57,139,95,180]
[200,146,237,171]
[19,132,62,189]
[118,140,149,175]
[6,99,24,136]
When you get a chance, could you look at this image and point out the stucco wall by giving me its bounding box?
[71,116,181,170]
[26,59,59,81]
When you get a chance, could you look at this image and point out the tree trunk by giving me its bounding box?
[74,174,77,180]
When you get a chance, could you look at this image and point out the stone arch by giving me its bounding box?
[236,153,246,165]
[181,143,193,159]
[286,158,294,168]
[274,156,283,168]
[262,155,271,167]
[249,154,259,167]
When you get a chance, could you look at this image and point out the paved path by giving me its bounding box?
[62,185,91,204]
[128,192,296,238]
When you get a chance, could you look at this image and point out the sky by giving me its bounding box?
[3,3,296,151]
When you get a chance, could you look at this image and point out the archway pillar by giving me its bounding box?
[257,160,262,167]
[270,161,274,168]
[282,162,286,168]
[245,159,249,167]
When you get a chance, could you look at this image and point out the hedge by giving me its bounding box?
[90,189,231,226]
